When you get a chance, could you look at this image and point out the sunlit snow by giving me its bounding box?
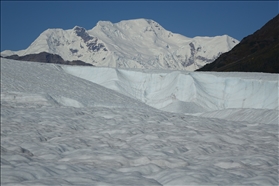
[63,66,278,113]
[1,58,278,185]
[0,19,239,71]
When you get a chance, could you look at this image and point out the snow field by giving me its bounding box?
[1,58,278,185]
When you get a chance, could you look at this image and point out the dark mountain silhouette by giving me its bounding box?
[3,52,93,66]
[197,14,279,73]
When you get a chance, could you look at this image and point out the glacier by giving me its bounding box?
[63,66,278,113]
[1,58,278,185]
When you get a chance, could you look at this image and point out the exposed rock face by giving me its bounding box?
[197,14,279,73]
[74,26,107,52]
[74,26,93,42]
[4,52,93,66]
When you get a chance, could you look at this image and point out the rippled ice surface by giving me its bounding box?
[1,58,278,185]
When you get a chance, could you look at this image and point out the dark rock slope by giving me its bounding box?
[3,52,93,66]
[197,14,279,73]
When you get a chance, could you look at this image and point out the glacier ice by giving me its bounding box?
[63,66,278,113]
[1,58,278,185]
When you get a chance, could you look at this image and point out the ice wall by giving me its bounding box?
[63,66,278,113]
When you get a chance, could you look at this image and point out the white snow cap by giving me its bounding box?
[1,18,239,71]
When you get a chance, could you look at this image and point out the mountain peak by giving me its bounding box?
[115,18,162,29]
[1,19,239,71]
[96,20,113,27]
[72,26,93,43]
[117,18,154,24]
[94,18,163,32]
[73,26,85,31]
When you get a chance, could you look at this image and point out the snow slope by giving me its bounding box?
[1,19,239,70]
[1,58,278,185]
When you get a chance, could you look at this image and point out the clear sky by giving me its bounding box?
[1,1,278,51]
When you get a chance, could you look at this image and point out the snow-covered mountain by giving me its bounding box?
[1,19,239,70]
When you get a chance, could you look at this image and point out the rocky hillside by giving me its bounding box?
[4,52,93,66]
[197,14,279,73]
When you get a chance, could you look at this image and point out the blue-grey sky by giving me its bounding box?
[1,1,278,51]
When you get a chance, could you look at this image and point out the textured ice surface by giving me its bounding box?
[63,66,278,113]
[1,58,278,185]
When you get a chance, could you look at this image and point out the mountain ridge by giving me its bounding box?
[4,52,93,66]
[1,18,239,70]
[197,14,279,73]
